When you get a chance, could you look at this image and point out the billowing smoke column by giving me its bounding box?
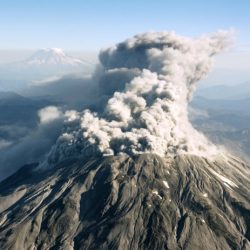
[45,31,230,165]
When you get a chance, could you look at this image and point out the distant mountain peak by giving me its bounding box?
[44,48,65,54]
[24,48,84,66]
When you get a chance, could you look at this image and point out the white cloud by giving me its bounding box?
[38,106,63,124]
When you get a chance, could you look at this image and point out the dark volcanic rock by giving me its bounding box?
[0,154,249,250]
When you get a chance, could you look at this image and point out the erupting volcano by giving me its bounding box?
[0,31,249,250]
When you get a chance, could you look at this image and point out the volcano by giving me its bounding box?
[24,48,84,66]
[0,48,94,83]
[0,154,249,249]
[0,31,249,249]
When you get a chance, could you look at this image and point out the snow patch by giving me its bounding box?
[163,180,170,189]
[209,169,238,188]
[152,190,163,200]
[223,182,233,190]
[0,214,7,227]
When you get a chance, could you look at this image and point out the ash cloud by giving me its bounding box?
[0,106,64,180]
[42,31,231,165]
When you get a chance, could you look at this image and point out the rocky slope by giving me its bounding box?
[0,153,249,250]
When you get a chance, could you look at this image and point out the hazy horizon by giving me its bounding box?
[1,1,250,87]
[0,47,249,87]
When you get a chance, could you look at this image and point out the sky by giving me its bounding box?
[0,0,249,50]
[0,0,249,86]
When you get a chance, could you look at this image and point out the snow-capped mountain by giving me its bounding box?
[14,48,94,75]
[0,49,95,86]
[24,48,85,66]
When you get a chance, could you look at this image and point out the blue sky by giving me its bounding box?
[1,0,250,86]
[0,0,249,50]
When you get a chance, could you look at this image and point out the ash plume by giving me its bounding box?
[44,31,231,165]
